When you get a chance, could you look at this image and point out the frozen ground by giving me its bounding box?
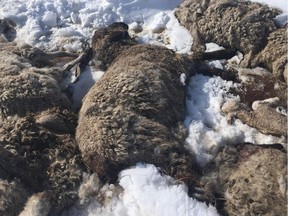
[0,0,286,215]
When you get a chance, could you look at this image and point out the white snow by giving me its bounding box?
[42,11,57,27]
[63,164,219,216]
[0,0,191,52]
[204,43,225,69]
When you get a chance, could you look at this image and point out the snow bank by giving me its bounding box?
[0,0,191,53]
[63,164,219,216]
[185,75,286,167]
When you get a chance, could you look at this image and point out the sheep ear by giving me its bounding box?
[4,18,16,28]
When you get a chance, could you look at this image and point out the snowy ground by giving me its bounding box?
[0,0,287,215]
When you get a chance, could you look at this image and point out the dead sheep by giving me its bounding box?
[235,67,287,104]
[175,0,280,66]
[0,71,71,119]
[0,108,86,214]
[0,41,71,120]
[199,143,287,215]
[221,98,287,137]
[250,28,288,83]
[0,20,91,214]
[77,43,202,189]
[77,23,204,190]
[76,23,238,192]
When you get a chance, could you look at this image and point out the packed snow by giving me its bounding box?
[0,0,286,215]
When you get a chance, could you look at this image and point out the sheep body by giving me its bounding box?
[175,0,280,65]
[77,40,201,186]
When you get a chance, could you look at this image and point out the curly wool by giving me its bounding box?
[0,109,85,211]
[200,144,287,215]
[0,36,86,213]
[251,28,288,82]
[0,71,70,119]
[225,145,287,215]
[175,0,280,62]
[77,41,201,188]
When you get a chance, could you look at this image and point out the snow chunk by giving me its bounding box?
[63,41,83,52]
[205,43,224,52]
[165,11,193,53]
[148,12,170,33]
[275,13,288,27]
[180,73,187,86]
[42,11,57,27]
[205,43,225,70]
[70,12,79,24]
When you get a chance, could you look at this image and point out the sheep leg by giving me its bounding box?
[201,49,237,61]
[195,63,238,81]
[62,47,93,77]
[191,23,205,54]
